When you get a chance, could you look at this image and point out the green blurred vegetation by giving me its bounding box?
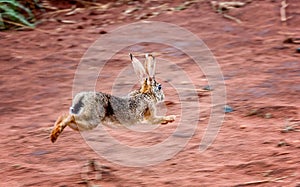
[0,0,36,30]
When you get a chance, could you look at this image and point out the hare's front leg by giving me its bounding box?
[148,115,176,125]
[154,115,176,124]
[50,114,76,143]
[145,108,176,125]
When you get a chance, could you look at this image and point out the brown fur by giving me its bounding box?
[140,79,151,93]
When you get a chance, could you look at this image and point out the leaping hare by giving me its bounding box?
[50,53,176,143]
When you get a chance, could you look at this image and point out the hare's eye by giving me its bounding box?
[158,84,162,90]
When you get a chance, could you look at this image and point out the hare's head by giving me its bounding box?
[130,53,165,103]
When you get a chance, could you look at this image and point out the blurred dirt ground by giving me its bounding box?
[0,0,299,186]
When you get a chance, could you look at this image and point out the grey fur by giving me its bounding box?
[70,88,164,130]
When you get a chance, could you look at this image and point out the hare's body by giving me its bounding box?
[70,91,163,130]
[50,53,176,143]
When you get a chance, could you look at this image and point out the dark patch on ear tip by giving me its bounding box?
[71,96,84,114]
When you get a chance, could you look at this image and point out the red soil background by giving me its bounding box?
[0,0,299,186]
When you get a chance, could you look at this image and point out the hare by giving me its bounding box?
[50,53,176,143]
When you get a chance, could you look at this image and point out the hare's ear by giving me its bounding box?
[130,53,146,83]
[144,53,156,79]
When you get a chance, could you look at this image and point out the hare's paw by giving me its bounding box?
[50,126,62,143]
[167,115,176,121]
[161,115,176,125]
[50,114,69,143]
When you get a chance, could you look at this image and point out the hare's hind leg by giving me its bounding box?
[50,114,76,143]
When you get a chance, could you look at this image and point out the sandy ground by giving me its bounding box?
[0,0,299,186]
